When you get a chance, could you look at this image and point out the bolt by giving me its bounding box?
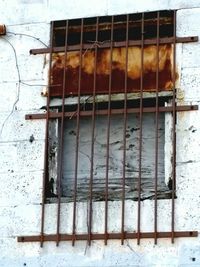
[29,134,35,143]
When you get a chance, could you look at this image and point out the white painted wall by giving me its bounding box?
[0,1,200,266]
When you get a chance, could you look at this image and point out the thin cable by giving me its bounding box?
[7,31,48,47]
[20,81,48,87]
[0,37,21,138]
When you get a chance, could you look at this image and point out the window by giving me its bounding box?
[20,10,198,246]
[48,11,174,203]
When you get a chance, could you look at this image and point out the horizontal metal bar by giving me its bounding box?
[25,105,198,120]
[18,231,198,242]
[30,36,198,55]
[54,17,173,33]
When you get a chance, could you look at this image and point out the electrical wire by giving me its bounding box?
[7,31,48,48]
[0,36,21,138]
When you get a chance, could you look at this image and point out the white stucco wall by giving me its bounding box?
[0,0,200,266]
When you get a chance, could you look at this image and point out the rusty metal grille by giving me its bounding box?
[19,10,198,246]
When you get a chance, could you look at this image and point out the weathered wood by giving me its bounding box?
[52,112,169,202]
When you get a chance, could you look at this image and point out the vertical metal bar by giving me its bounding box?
[88,17,99,246]
[154,11,160,245]
[137,13,144,245]
[56,20,69,246]
[40,21,54,247]
[72,18,84,246]
[121,14,129,245]
[171,10,177,244]
[104,16,114,245]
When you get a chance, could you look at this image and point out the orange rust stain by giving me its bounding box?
[0,24,6,35]
[51,44,175,96]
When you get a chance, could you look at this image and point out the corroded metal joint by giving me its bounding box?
[0,24,6,35]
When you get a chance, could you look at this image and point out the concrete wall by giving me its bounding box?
[0,0,200,266]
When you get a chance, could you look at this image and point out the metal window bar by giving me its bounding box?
[19,10,199,245]
[40,21,54,248]
[88,16,99,246]
[137,12,144,246]
[121,14,129,245]
[171,9,177,244]
[72,18,84,247]
[30,36,198,56]
[55,20,69,247]
[154,11,160,245]
[25,105,198,120]
[104,15,114,245]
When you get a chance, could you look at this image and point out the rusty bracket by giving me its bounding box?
[30,36,198,55]
[25,105,198,120]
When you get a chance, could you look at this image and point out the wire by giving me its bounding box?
[7,31,48,48]
[20,81,48,87]
[0,36,21,138]
[0,29,50,138]
[2,37,21,81]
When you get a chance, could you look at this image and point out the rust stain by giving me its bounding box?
[51,44,176,96]
[0,24,6,35]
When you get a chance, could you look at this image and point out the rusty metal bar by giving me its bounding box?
[30,36,198,55]
[53,16,172,32]
[171,10,177,244]
[40,21,54,248]
[104,16,114,246]
[55,20,69,247]
[88,17,99,246]
[25,105,198,120]
[121,14,129,245]
[137,12,144,246]
[72,18,84,247]
[154,11,160,245]
[18,231,198,243]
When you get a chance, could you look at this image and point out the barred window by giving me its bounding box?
[48,11,174,202]
[20,10,198,246]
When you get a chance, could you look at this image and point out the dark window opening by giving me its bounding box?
[50,10,176,97]
[52,95,171,113]
[53,11,174,47]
